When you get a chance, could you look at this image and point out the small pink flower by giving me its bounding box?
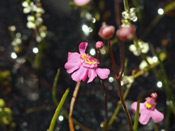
[95,41,104,50]
[116,26,135,41]
[98,22,115,40]
[74,0,91,6]
[131,93,164,125]
[65,42,110,83]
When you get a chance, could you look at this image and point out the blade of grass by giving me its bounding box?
[52,69,61,105]
[133,98,140,131]
[49,89,69,131]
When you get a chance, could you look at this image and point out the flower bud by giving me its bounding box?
[98,22,115,40]
[116,25,135,41]
[74,0,90,6]
[95,41,104,50]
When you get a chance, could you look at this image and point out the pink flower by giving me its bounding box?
[65,42,110,83]
[116,26,135,41]
[74,0,91,6]
[98,22,115,40]
[95,41,104,50]
[131,93,164,125]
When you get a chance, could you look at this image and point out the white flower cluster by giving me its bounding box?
[22,1,44,14]
[122,8,137,22]
[139,56,158,70]
[129,40,149,56]
[122,75,134,88]
[22,0,47,42]
[9,26,22,47]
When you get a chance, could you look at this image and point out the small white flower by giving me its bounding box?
[15,38,22,44]
[22,1,29,8]
[36,7,44,14]
[122,76,134,88]
[36,36,42,42]
[23,7,31,14]
[27,15,35,21]
[35,17,43,25]
[122,11,129,19]
[27,21,36,29]
[9,26,16,31]
[129,40,149,56]
[122,7,137,22]
[40,32,46,38]
[139,57,154,70]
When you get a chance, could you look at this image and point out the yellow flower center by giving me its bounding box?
[81,54,97,65]
[145,102,152,109]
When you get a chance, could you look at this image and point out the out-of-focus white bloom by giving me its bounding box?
[139,56,157,70]
[22,1,29,8]
[40,32,46,38]
[23,7,31,13]
[36,7,45,14]
[129,40,149,56]
[35,18,43,26]
[36,36,42,42]
[27,21,36,29]
[27,15,35,21]
[9,26,16,31]
[122,75,134,88]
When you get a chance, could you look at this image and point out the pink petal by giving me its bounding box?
[71,66,88,82]
[96,68,110,79]
[79,42,88,54]
[87,69,97,83]
[151,109,164,123]
[65,61,81,74]
[131,102,137,113]
[74,0,90,6]
[67,52,81,62]
[139,110,151,125]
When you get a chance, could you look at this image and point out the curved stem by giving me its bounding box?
[116,79,133,131]
[108,40,119,76]
[69,82,81,131]
[118,42,125,79]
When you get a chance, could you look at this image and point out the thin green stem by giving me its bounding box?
[154,123,158,131]
[49,89,69,131]
[123,0,129,11]
[101,80,108,131]
[52,69,61,105]
[133,98,140,131]
[108,85,131,126]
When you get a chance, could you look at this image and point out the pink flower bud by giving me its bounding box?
[74,0,91,6]
[95,41,104,50]
[116,26,135,41]
[98,22,115,40]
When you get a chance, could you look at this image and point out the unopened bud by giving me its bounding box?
[95,41,104,50]
[116,25,135,41]
[98,22,115,40]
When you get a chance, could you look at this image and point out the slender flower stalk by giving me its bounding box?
[49,89,70,131]
[96,45,108,130]
[52,69,61,105]
[107,40,133,131]
[118,42,125,79]
[69,82,81,131]
[123,0,129,11]
[107,40,119,76]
